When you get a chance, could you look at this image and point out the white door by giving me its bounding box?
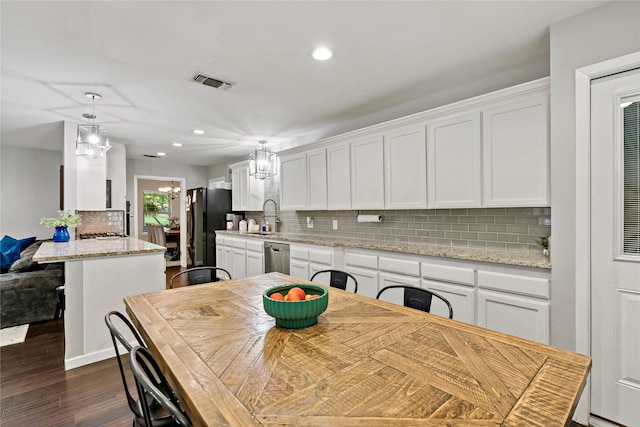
[591,69,640,427]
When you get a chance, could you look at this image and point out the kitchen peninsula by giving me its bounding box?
[33,237,166,370]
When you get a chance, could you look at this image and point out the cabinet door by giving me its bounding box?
[347,266,379,299]
[290,259,309,281]
[280,153,308,210]
[216,245,225,269]
[477,290,549,344]
[306,148,327,210]
[231,167,243,211]
[483,93,549,207]
[351,135,384,209]
[327,143,351,209]
[384,125,427,209]
[232,248,247,280]
[247,175,265,211]
[422,279,475,324]
[246,251,263,277]
[223,246,233,278]
[427,113,481,208]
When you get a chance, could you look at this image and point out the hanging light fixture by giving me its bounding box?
[76,92,111,159]
[159,181,181,199]
[249,140,277,180]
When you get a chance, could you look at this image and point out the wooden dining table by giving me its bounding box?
[124,272,591,427]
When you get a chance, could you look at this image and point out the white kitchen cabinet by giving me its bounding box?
[308,246,333,279]
[377,256,421,306]
[229,161,265,211]
[326,143,351,210]
[344,251,379,299]
[384,125,427,209]
[427,112,481,208]
[245,239,264,277]
[280,152,308,210]
[290,243,343,281]
[476,270,550,344]
[231,238,247,280]
[420,262,476,324]
[223,238,233,278]
[482,93,550,207]
[350,135,385,209]
[215,236,226,278]
[306,148,327,210]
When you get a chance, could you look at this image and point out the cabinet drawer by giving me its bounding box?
[477,270,549,299]
[345,252,378,269]
[421,263,474,286]
[309,249,332,265]
[215,236,224,245]
[232,238,246,249]
[246,240,264,252]
[379,257,420,277]
[291,247,309,261]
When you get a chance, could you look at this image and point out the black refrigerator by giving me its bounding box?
[186,188,232,267]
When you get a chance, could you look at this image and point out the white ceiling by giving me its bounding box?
[1,1,606,167]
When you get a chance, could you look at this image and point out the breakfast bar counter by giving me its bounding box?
[125,272,590,426]
[34,237,166,369]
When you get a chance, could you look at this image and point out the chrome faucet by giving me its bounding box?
[262,198,280,232]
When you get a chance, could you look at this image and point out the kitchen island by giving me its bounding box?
[34,237,166,369]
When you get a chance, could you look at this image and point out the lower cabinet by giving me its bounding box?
[290,243,343,282]
[245,240,264,278]
[231,238,247,280]
[421,262,476,324]
[476,270,550,344]
[344,251,379,299]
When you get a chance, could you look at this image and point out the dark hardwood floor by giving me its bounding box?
[0,266,187,426]
[1,265,587,426]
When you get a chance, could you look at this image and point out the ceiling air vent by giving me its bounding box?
[193,74,233,90]
[143,154,159,158]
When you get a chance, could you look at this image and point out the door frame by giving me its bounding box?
[574,51,640,424]
[133,175,187,268]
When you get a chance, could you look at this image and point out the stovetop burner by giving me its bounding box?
[79,232,127,240]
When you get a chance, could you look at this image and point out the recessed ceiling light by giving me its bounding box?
[311,47,333,61]
[171,142,183,147]
[192,129,205,135]
[157,152,166,157]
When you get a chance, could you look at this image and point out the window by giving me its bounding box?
[143,192,170,232]
[623,98,640,255]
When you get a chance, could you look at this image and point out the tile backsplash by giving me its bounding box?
[246,177,550,254]
[76,210,125,235]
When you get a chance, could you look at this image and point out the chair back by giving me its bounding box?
[376,285,453,319]
[310,269,358,293]
[169,266,232,289]
[104,311,147,416]
[130,346,192,427]
[147,223,167,246]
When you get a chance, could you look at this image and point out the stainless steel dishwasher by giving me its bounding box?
[264,242,290,275]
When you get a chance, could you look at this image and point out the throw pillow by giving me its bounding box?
[18,236,36,251]
[1,235,22,270]
[8,241,45,273]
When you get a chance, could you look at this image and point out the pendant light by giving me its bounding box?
[76,92,111,158]
[159,181,180,199]
[249,140,277,180]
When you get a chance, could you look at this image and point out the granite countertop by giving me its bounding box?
[217,230,551,269]
[33,237,165,262]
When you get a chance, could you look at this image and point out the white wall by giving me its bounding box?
[549,1,640,350]
[126,158,209,200]
[0,146,62,239]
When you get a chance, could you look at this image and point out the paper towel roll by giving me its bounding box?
[357,214,382,223]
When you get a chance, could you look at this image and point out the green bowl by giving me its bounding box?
[263,284,329,329]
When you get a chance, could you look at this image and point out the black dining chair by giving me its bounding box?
[376,285,453,319]
[104,311,175,426]
[310,269,358,293]
[130,346,192,427]
[169,266,232,289]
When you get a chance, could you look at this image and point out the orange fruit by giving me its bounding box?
[270,292,284,301]
[305,295,311,300]
[288,287,306,301]
[308,294,320,300]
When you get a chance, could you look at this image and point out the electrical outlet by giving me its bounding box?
[307,219,313,228]
[333,220,338,230]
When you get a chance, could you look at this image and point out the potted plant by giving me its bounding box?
[40,210,82,242]
[535,235,550,258]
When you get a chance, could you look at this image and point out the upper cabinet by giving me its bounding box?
[280,149,327,211]
[427,112,481,208]
[276,78,550,211]
[482,93,549,207]
[229,160,264,211]
[384,125,427,209]
[327,143,351,210]
[351,135,385,209]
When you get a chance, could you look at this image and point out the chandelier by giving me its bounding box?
[159,182,181,199]
[76,92,111,159]
[249,140,277,180]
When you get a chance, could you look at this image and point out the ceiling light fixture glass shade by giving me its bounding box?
[249,140,277,180]
[76,92,111,159]
[159,182,181,199]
